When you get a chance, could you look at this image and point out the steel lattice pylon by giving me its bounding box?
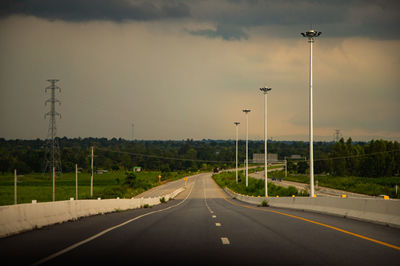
[43,79,62,176]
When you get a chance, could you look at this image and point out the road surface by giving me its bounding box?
[0,173,399,265]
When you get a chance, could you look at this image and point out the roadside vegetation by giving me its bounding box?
[1,137,399,203]
[212,171,307,197]
[269,170,400,198]
[0,170,191,206]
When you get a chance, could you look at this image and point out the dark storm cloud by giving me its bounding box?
[188,0,400,40]
[0,0,190,22]
[0,0,399,40]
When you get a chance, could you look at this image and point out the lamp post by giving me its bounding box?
[260,87,271,197]
[242,109,251,187]
[91,146,94,198]
[301,29,321,197]
[234,122,240,184]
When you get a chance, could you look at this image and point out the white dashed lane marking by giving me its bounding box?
[212,215,216,218]
[221,237,230,245]
[216,223,221,227]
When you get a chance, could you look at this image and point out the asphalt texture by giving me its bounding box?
[0,173,399,265]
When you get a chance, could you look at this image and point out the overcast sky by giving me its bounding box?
[0,0,399,141]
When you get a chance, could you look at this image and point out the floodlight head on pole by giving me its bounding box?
[301,29,321,42]
[234,122,240,126]
[260,87,272,94]
[242,109,251,114]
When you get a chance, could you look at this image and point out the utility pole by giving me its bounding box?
[75,164,78,200]
[132,123,134,141]
[234,122,240,184]
[14,169,17,205]
[242,109,251,187]
[284,156,288,178]
[260,86,272,197]
[53,166,55,201]
[44,79,62,176]
[91,146,94,197]
[301,29,321,198]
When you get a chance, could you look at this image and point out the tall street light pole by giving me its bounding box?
[301,29,321,197]
[242,109,251,187]
[234,122,240,184]
[260,86,271,197]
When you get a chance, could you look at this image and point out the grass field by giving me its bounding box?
[213,171,307,197]
[268,170,400,198]
[0,170,192,206]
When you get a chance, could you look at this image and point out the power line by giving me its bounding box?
[313,149,400,162]
[95,147,399,165]
[94,147,234,164]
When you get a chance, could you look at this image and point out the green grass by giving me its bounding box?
[212,171,307,197]
[273,170,400,198]
[249,164,284,173]
[0,170,192,206]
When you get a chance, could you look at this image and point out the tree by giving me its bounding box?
[330,138,346,176]
[297,161,308,174]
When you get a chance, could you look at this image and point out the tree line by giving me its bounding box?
[288,138,400,177]
[0,137,398,177]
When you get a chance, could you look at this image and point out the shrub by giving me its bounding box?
[124,172,137,187]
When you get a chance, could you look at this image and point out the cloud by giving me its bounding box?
[1,0,399,40]
[189,0,400,40]
[188,24,248,40]
[0,0,190,22]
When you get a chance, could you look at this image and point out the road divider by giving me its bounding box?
[224,187,400,228]
[0,187,185,238]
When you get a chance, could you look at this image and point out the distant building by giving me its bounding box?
[252,153,278,163]
[133,166,142,172]
[95,169,108,174]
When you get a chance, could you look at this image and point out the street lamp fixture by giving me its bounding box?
[301,28,321,197]
[242,109,251,187]
[234,122,240,184]
[259,86,271,197]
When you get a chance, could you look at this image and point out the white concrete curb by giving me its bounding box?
[224,187,400,228]
[0,187,186,238]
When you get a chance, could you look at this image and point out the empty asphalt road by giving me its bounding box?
[0,173,399,265]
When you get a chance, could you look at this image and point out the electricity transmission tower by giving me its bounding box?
[334,129,342,142]
[43,79,62,176]
[132,123,135,141]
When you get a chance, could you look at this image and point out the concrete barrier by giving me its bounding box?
[0,187,186,238]
[224,187,400,228]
